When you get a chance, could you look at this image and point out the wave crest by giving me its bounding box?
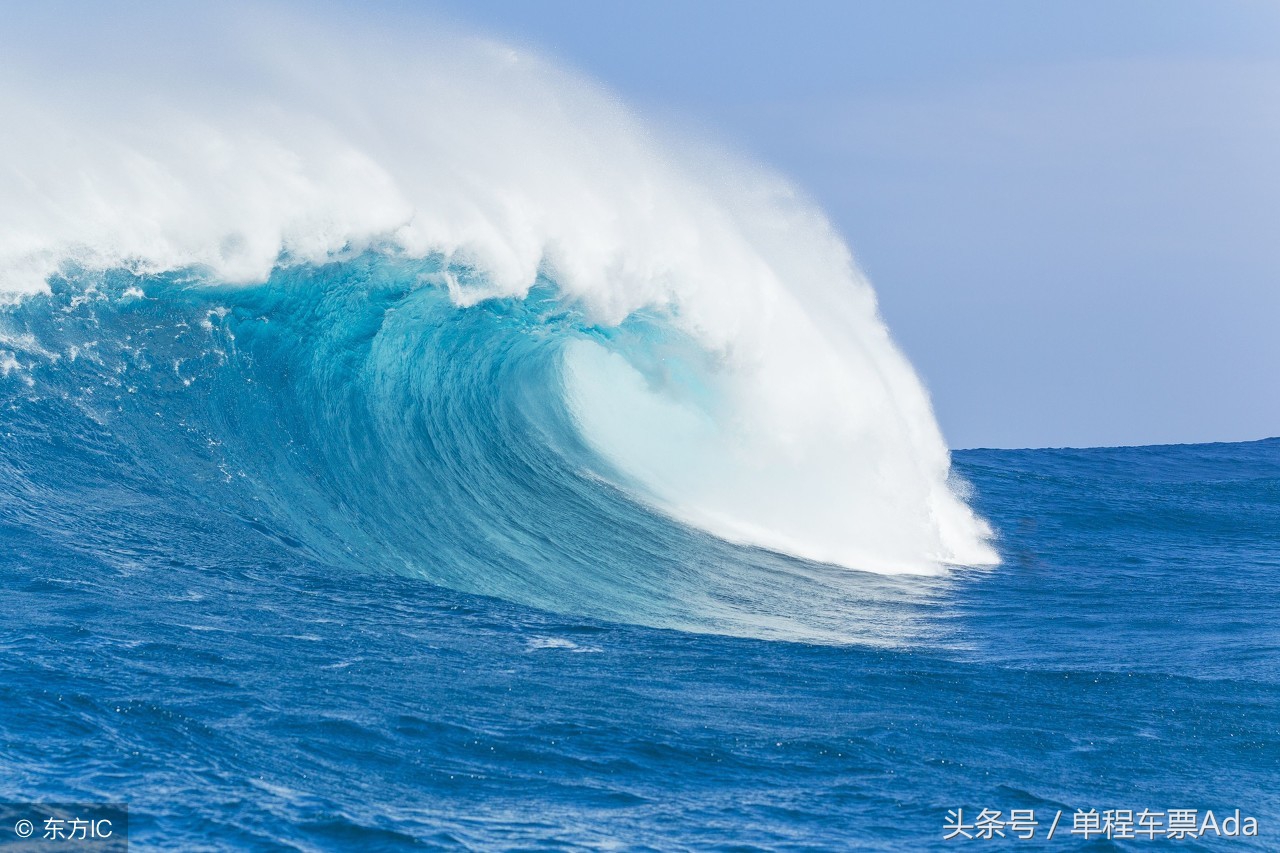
[0,4,996,587]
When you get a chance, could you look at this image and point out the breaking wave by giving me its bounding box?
[0,3,996,639]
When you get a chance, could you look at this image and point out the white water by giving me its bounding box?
[0,2,997,573]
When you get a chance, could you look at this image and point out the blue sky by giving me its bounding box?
[411,0,1280,449]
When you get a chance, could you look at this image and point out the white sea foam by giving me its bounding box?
[0,2,998,573]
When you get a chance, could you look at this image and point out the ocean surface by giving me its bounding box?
[1,266,1276,850]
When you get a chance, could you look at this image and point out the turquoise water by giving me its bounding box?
[1,264,1276,849]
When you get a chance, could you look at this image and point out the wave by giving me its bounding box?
[0,4,996,636]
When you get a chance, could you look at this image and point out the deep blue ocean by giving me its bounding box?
[1,263,1276,850]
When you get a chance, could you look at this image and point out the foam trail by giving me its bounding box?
[0,2,997,574]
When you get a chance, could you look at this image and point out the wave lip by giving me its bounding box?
[0,4,997,581]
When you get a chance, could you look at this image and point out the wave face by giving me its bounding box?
[0,4,995,635]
